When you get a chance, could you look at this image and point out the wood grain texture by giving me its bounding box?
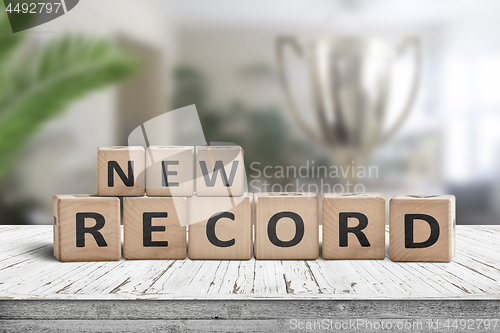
[390,195,456,262]
[323,193,385,259]
[188,194,253,260]
[195,146,245,197]
[52,195,121,262]
[1,225,500,300]
[3,300,500,320]
[123,197,187,260]
[254,193,319,260]
[146,146,194,197]
[0,317,497,333]
[97,146,145,196]
[2,300,500,333]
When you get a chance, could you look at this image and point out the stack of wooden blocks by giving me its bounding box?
[53,146,455,263]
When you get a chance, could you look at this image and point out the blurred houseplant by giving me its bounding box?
[0,9,138,181]
[0,7,138,224]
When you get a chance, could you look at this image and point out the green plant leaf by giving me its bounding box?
[0,35,139,179]
[0,4,26,82]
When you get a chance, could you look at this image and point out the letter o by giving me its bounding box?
[267,212,304,247]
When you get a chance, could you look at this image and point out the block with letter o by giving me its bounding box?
[254,192,319,260]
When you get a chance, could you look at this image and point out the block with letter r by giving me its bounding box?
[390,195,456,262]
[322,193,385,259]
[52,195,121,262]
[98,146,145,196]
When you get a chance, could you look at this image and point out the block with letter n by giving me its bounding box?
[390,195,456,262]
[195,146,245,197]
[98,146,145,196]
[52,195,121,262]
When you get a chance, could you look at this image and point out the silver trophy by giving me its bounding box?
[277,37,421,172]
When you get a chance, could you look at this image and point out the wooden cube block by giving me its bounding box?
[390,195,456,262]
[195,146,244,196]
[146,146,194,197]
[254,192,319,260]
[98,146,145,196]
[52,195,121,262]
[322,193,385,259]
[123,196,187,259]
[188,194,252,260]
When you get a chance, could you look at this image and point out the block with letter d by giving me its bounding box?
[188,194,252,260]
[322,193,385,259]
[123,197,187,259]
[195,146,244,196]
[52,195,121,262]
[390,195,456,262]
[254,192,319,260]
[98,146,145,196]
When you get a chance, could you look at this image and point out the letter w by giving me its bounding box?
[199,161,239,187]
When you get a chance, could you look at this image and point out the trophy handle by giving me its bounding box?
[276,37,322,144]
[379,37,421,144]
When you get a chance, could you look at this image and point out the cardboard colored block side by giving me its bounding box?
[53,195,121,262]
[146,146,194,197]
[323,193,385,259]
[390,195,456,262]
[254,192,319,260]
[98,146,145,196]
[123,196,187,259]
[195,146,245,197]
[188,194,253,260]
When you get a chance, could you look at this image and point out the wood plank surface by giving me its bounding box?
[1,300,500,332]
[0,226,499,300]
[2,318,500,333]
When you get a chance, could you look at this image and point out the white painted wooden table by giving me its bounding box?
[1,225,500,332]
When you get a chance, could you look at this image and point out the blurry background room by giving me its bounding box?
[1,0,499,225]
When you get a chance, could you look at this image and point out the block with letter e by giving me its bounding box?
[146,146,194,197]
[123,197,187,259]
[52,195,121,262]
[254,192,319,260]
[322,193,385,259]
[390,195,456,262]
[98,146,145,196]
[188,194,252,260]
[195,146,244,196]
